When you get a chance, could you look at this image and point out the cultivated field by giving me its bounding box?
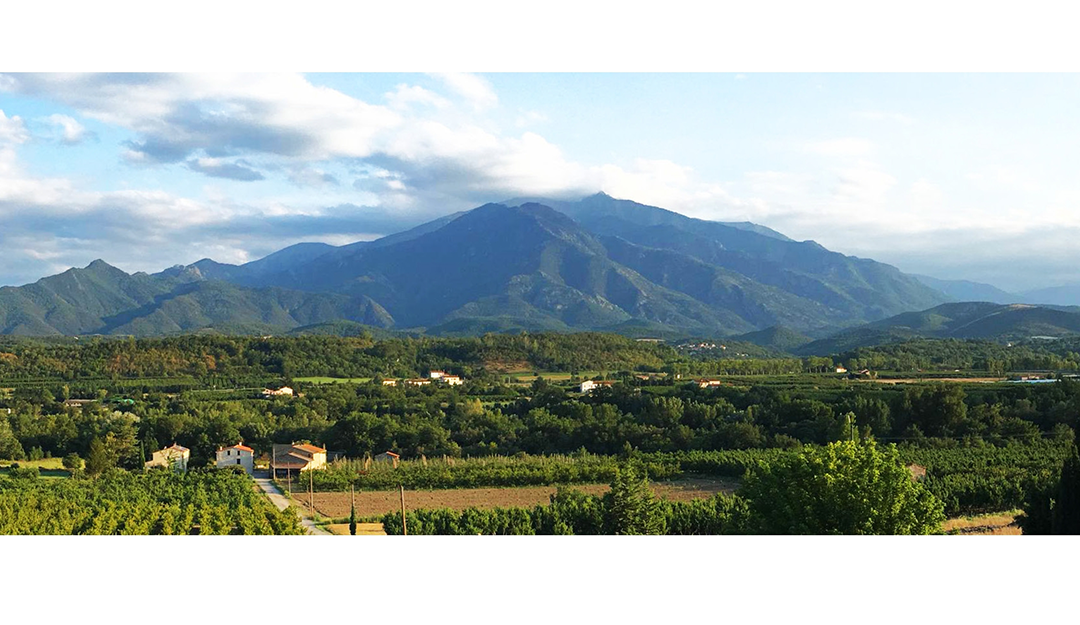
[299,477,738,519]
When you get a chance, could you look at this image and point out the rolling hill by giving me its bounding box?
[798,302,1080,355]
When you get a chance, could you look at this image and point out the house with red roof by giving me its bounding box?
[270,442,328,477]
[216,443,255,475]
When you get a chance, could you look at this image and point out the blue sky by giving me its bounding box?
[2,72,1079,292]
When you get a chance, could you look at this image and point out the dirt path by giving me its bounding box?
[253,470,330,535]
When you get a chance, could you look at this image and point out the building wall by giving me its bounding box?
[146,450,189,472]
[216,448,255,475]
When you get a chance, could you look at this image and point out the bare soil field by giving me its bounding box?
[301,477,739,520]
[943,511,1022,535]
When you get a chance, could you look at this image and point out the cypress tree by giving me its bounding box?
[1053,443,1080,534]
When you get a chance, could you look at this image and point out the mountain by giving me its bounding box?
[734,325,813,352]
[798,302,1080,354]
[0,193,959,338]
[1020,284,1080,307]
[913,275,1018,304]
[512,193,949,320]
[0,260,392,336]
[263,202,758,333]
[503,193,794,241]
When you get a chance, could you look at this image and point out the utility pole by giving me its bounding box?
[309,467,315,521]
[399,485,407,536]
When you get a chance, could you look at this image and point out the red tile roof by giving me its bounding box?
[294,443,325,453]
[223,444,254,452]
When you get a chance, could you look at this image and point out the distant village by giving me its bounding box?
[143,369,466,475]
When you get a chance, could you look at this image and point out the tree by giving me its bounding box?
[1053,444,1080,534]
[0,417,24,461]
[602,461,666,535]
[62,453,84,472]
[349,497,358,536]
[85,437,115,476]
[741,440,945,535]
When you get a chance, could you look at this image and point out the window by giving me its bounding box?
[236,459,241,465]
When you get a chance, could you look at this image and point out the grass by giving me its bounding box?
[325,522,387,535]
[505,370,603,383]
[294,376,372,385]
[0,457,65,470]
[0,457,70,479]
[943,510,1022,535]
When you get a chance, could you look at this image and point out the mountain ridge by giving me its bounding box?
[0,194,959,338]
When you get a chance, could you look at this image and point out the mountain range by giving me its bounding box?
[793,301,1080,355]
[1,193,963,338]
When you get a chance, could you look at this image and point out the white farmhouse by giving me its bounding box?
[579,380,614,393]
[216,443,255,475]
[145,443,190,472]
[442,375,463,386]
[262,386,294,398]
[428,370,447,379]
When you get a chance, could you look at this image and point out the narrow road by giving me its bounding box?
[253,470,330,535]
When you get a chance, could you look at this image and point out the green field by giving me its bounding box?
[506,370,604,383]
[294,376,373,384]
[0,457,70,479]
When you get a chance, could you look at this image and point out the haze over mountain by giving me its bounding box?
[0,194,962,338]
[912,275,1019,305]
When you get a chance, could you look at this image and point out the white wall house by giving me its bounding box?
[262,386,294,398]
[145,443,190,472]
[442,375,463,386]
[428,371,446,379]
[579,380,614,393]
[216,443,255,475]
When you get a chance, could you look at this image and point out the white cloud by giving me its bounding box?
[0,110,29,144]
[385,84,450,110]
[1,73,403,162]
[910,178,944,212]
[432,72,498,110]
[288,166,339,188]
[44,114,89,144]
[829,163,898,213]
[805,137,875,157]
